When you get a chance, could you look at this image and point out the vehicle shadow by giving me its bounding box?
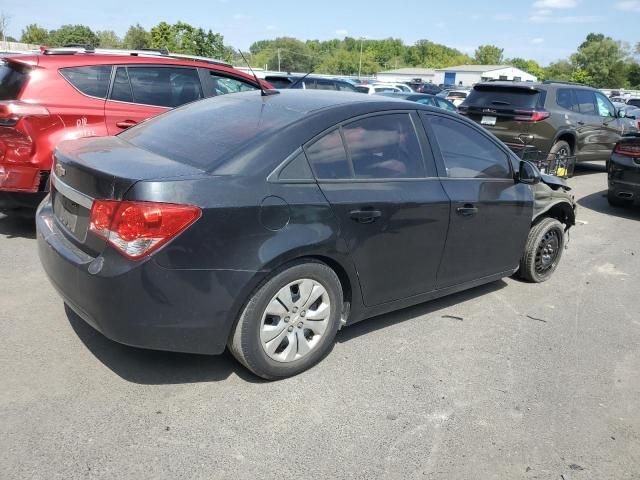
[572,162,606,177]
[65,305,264,385]
[337,279,508,343]
[578,190,640,221]
[0,214,36,239]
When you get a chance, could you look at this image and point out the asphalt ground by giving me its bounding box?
[1,164,639,479]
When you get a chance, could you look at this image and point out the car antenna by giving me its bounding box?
[238,50,279,96]
[289,65,315,89]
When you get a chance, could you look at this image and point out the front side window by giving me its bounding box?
[209,73,257,95]
[574,89,596,115]
[595,92,615,118]
[126,67,203,108]
[342,114,425,179]
[427,115,511,179]
[60,65,112,99]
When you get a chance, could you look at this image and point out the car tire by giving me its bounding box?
[549,140,574,178]
[607,189,630,207]
[229,260,343,380]
[519,218,565,283]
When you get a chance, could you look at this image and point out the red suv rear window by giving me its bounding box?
[0,61,29,100]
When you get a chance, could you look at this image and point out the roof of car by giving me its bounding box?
[473,80,596,91]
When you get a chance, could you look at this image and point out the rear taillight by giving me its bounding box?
[89,200,201,260]
[513,110,550,122]
[614,142,640,157]
[0,101,50,127]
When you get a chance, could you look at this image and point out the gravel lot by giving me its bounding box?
[1,164,639,480]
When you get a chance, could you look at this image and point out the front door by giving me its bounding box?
[421,113,533,288]
[595,91,623,158]
[304,113,450,306]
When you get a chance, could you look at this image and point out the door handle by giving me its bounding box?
[350,209,382,224]
[116,120,137,129]
[577,121,586,126]
[456,204,478,216]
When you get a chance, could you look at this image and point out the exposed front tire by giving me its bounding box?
[549,140,574,178]
[519,218,565,283]
[229,261,343,380]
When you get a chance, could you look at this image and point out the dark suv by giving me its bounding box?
[264,75,357,92]
[459,81,629,162]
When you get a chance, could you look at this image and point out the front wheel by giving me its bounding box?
[519,218,565,283]
[229,261,343,380]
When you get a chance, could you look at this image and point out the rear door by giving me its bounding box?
[421,113,532,288]
[305,112,450,306]
[104,65,203,135]
[573,88,603,161]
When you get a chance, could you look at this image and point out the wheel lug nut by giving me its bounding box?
[298,323,303,328]
[301,310,306,317]
[288,326,293,332]
[292,307,298,313]
[284,317,290,323]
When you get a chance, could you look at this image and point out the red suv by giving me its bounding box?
[0,46,266,213]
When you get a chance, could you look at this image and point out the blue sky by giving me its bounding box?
[3,0,639,65]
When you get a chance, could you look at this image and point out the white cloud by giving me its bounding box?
[533,0,577,8]
[335,29,348,36]
[530,14,600,23]
[493,13,514,21]
[531,37,545,44]
[616,0,640,11]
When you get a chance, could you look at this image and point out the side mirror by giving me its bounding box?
[618,108,627,118]
[518,161,541,185]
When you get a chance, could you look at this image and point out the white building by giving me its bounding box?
[375,68,436,84]
[433,65,537,87]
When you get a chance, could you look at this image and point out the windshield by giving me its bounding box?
[121,94,305,170]
[466,87,541,108]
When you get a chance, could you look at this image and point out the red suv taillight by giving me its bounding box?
[513,110,550,122]
[0,100,49,127]
[614,141,640,158]
[89,200,202,260]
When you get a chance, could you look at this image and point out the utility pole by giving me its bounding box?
[358,38,364,79]
[277,48,281,72]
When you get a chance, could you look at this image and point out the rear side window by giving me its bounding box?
[355,86,369,94]
[209,73,257,95]
[343,114,425,178]
[416,97,436,106]
[126,67,203,108]
[315,79,337,91]
[628,99,640,108]
[0,62,29,100]
[60,66,112,99]
[435,98,456,112]
[264,77,293,89]
[556,88,578,111]
[337,82,356,92]
[574,89,596,115]
[465,87,540,109]
[110,67,133,103]
[427,115,511,179]
[305,129,351,179]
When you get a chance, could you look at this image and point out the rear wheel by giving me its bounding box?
[519,218,565,283]
[229,261,342,380]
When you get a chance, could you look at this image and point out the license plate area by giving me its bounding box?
[481,116,497,126]
[53,190,90,241]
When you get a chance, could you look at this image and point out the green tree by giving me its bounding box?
[545,60,574,82]
[627,62,640,88]
[20,24,49,44]
[406,40,472,68]
[570,68,593,85]
[96,30,121,48]
[571,33,629,88]
[505,57,545,80]
[123,24,150,50]
[474,45,504,65]
[250,37,314,72]
[48,24,100,47]
[150,21,225,58]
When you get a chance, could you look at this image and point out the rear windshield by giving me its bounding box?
[120,93,305,170]
[466,87,541,109]
[0,61,29,100]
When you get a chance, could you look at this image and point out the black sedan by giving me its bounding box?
[37,90,575,379]
[376,92,457,112]
[608,134,640,207]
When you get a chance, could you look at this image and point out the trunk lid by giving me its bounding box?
[51,136,204,255]
[460,84,545,147]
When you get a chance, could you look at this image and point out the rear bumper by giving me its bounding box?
[609,155,640,201]
[37,198,263,355]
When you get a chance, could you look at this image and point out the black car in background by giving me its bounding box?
[407,82,442,95]
[264,74,357,91]
[37,90,575,379]
[377,92,457,112]
[607,134,640,207]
